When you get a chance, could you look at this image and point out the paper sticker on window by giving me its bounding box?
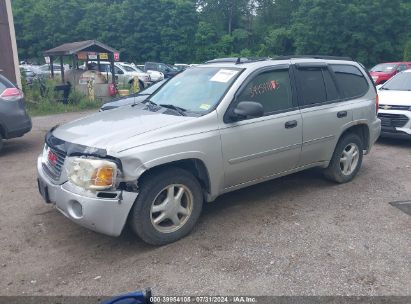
[250,80,280,98]
[200,104,211,110]
[210,69,238,83]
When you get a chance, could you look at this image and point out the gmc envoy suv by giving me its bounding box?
[37,56,381,245]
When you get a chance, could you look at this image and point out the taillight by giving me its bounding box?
[375,94,379,114]
[0,88,23,101]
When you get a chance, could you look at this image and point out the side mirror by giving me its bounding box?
[230,101,264,121]
[117,69,124,75]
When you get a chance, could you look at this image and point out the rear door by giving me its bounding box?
[220,66,303,188]
[294,63,353,166]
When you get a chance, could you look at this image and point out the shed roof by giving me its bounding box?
[44,40,118,56]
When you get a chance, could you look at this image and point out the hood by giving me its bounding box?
[378,90,411,106]
[52,106,193,150]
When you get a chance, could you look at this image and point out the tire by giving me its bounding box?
[323,133,364,183]
[130,167,203,245]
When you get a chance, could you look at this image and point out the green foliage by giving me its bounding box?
[23,79,100,116]
[404,41,411,61]
[12,0,411,67]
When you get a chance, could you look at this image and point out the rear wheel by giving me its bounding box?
[130,167,203,245]
[324,133,363,183]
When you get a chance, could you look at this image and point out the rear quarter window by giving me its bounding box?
[331,65,369,99]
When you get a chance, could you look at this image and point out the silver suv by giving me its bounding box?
[37,56,381,245]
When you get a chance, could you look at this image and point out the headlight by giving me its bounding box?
[66,157,118,190]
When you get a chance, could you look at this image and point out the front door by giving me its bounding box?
[219,66,303,189]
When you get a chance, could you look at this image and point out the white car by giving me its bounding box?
[377,70,411,139]
[128,63,164,82]
[86,62,152,88]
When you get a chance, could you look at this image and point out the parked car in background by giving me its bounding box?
[20,66,38,85]
[100,79,167,111]
[144,62,180,78]
[370,62,411,85]
[127,63,164,83]
[377,69,411,139]
[90,62,151,88]
[0,74,32,152]
[37,56,380,245]
[34,64,67,79]
[174,63,189,71]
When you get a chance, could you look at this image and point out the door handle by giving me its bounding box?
[337,111,348,118]
[285,120,298,129]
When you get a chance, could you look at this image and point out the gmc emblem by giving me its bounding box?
[48,150,58,166]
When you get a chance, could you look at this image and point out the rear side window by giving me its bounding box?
[331,65,369,99]
[297,68,327,105]
[322,69,339,101]
[237,69,293,114]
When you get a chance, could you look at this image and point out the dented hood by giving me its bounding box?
[52,106,193,149]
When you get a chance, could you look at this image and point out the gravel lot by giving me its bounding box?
[0,111,410,297]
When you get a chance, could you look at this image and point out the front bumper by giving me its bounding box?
[37,156,138,237]
[378,109,411,139]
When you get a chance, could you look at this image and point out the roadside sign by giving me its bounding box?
[99,53,108,60]
[114,52,120,61]
[88,53,97,60]
[77,52,87,60]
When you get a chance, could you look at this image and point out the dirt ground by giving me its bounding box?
[0,111,410,296]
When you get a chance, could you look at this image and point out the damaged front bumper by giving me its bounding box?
[37,156,138,237]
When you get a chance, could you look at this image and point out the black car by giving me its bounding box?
[144,62,180,78]
[100,79,167,111]
[0,74,32,152]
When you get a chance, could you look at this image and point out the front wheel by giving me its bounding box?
[323,133,363,183]
[129,167,203,245]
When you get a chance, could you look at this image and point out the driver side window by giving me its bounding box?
[237,69,293,115]
[114,66,123,74]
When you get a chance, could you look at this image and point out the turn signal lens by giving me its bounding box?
[92,166,114,187]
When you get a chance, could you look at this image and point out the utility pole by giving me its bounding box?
[0,0,21,88]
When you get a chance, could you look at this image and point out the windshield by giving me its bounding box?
[121,65,137,72]
[370,63,397,73]
[382,72,411,91]
[149,67,241,113]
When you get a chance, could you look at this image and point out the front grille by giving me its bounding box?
[378,113,409,128]
[42,145,66,181]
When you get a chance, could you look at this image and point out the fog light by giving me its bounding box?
[68,200,83,219]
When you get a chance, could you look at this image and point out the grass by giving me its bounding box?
[23,78,103,116]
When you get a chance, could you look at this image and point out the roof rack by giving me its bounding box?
[205,57,271,65]
[274,55,353,61]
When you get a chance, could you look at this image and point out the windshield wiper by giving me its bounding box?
[159,104,187,116]
[138,98,158,109]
